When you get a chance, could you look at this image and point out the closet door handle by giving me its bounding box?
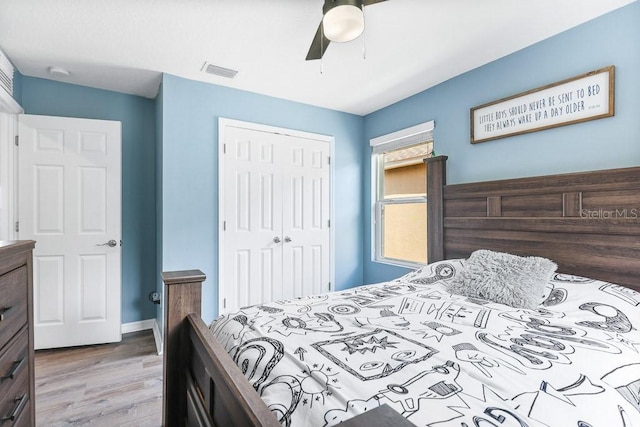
[284,236,292,243]
[273,237,281,243]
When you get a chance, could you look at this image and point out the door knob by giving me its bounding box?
[97,239,118,248]
[273,237,281,243]
[284,236,292,243]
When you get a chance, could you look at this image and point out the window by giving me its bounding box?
[371,121,434,268]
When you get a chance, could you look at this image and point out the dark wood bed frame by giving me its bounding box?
[162,156,640,426]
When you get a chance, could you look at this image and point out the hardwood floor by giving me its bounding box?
[34,330,162,426]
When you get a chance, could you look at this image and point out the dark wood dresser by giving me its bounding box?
[0,241,35,426]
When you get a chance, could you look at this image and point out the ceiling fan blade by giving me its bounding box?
[306,22,331,61]
[363,0,388,5]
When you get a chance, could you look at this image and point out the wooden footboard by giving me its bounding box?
[162,270,279,427]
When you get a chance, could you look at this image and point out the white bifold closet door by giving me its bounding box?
[220,122,331,314]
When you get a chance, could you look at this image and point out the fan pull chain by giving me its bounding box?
[362,4,367,60]
[362,33,367,60]
[320,24,324,74]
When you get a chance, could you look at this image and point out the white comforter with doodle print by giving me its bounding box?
[210,260,640,426]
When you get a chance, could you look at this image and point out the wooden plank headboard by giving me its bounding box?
[426,156,640,293]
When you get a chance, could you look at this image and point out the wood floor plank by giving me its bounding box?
[35,330,162,427]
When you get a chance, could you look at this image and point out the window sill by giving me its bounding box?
[372,257,425,270]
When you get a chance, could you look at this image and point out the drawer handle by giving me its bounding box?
[0,305,13,321]
[1,394,27,422]
[1,358,25,381]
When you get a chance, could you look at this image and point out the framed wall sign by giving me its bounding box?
[470,65,614,144]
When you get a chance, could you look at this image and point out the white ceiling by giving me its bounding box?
[0,0,635,115]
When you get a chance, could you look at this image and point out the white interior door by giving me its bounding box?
[18,114,122,349]
[219,120,332,314]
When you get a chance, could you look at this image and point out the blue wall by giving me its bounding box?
[363,1,640,283]
[160,74,364,323]
[20,77,158,323]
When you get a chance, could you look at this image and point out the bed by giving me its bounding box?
[162,156,640,427]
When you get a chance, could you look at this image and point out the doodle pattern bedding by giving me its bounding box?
[210,260,640,426]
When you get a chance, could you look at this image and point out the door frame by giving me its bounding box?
[0,91,23,241]
[217,118,335,315]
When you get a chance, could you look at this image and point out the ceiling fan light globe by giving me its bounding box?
[322,5,364,43]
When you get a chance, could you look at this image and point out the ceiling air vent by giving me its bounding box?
[0,48,15,97]
[201,62,238,79]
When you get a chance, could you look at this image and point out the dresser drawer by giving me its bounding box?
[0,266,28,349]
[0,392,29,426]
[0,328,29,398]
[10,398,30,427]
[0,332,29,426]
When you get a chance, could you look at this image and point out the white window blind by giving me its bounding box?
[370,120,434,154]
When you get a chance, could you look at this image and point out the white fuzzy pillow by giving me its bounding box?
[447,249,557,309]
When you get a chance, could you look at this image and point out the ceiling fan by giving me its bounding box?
[306,0,389,61]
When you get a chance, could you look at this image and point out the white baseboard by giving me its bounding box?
[121,318,163,355]
[121,319,156,334]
